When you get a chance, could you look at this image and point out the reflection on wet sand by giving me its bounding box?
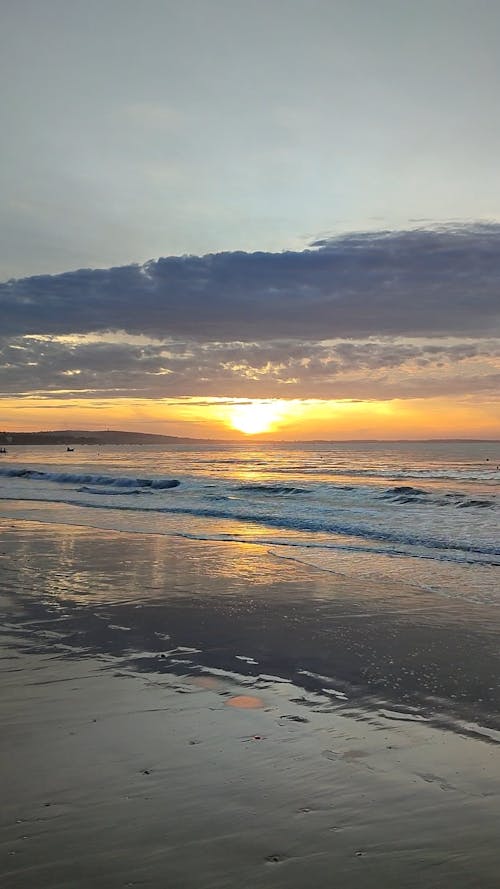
[226,695,264,709]
[4,518,500,727]
[2,518,500,888]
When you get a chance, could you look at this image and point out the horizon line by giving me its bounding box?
[2,429,500,444]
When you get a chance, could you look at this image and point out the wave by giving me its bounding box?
[271,466,500,482]
[382,485,430,496]
[157,504,500,559]
[380,485,430,504]
[234,484,310,495]
[457,499,495,509]
[4,491,499,571]
[0,467,180,489]
[78,486,142,496]
[380,486,496,509]
[2,491,499,563]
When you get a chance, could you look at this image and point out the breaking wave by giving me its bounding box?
[0,467,180,489]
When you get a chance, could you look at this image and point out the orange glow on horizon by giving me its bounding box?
[1,395,500,440]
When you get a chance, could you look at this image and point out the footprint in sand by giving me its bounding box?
[418,772,455,792]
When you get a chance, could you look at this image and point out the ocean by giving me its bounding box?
[0,440,498,604]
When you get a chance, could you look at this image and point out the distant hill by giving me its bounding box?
[0,430,213,445]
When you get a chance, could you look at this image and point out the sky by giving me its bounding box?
[1,0,500,439]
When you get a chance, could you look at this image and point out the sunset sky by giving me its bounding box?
[1,1,500,439]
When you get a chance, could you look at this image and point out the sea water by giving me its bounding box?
[0,440,498,603]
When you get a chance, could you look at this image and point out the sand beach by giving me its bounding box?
[2,516,500,888]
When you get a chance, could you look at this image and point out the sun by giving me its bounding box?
[227,400,291,435]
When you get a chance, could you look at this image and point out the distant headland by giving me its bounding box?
[0,430,210,445]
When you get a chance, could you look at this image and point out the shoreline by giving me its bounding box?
[2,515,500,728]
[2,517,500,887]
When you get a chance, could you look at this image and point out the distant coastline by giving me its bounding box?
[0,430,210,446]
[0,430,499,445]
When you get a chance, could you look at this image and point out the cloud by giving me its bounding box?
[2,334,500,401]
[2,223,500,341]
[2,223,500,403]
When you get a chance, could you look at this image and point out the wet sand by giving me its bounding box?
[2,518,500,888]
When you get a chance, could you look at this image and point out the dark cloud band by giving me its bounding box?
[2,224,500,341]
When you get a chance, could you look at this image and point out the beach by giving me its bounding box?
[2,516,500,888]
[3,2,500,884]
